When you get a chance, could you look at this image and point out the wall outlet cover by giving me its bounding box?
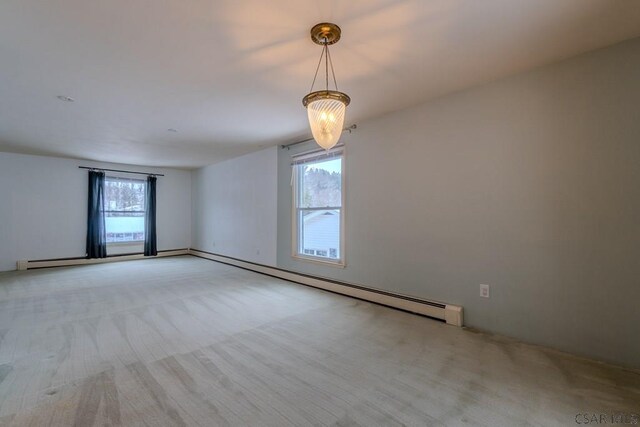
[480,284,490,298]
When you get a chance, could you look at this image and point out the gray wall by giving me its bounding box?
[191,147,278,266]
[0,152,192,271]
[277,38,640,368]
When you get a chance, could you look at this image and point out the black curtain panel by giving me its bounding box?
[86,170,107,258]
[144,175,158,256]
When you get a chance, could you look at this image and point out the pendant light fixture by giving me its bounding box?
[303,23,350,150]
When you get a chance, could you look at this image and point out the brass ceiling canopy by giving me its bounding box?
[310,23,341,45]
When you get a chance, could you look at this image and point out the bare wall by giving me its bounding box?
[191,147,278,266]
[0,152,191,271]
[276,38,640,368]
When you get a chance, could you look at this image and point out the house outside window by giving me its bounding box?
[292,148,344,265]
[104,177,146,243]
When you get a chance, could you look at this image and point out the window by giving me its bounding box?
[293,148,344,264]
[104,177,146,243]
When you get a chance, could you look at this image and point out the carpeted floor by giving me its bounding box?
[0,255,638,426]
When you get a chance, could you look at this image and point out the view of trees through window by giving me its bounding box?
[296,156,342,261]
[300,162,342,208]
[104,177,146,243]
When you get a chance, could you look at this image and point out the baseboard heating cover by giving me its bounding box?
[17,249,190,270]
[189,249,463,327]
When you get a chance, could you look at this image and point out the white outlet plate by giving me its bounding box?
[480,284,490,298]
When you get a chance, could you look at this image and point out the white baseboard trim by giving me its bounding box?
[18,249,189,270]
[189,249,464,327]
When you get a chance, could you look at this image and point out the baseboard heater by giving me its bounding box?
[17,249,190,270]
[188,249,463,327]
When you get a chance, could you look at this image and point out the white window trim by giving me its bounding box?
[291,147,346,267]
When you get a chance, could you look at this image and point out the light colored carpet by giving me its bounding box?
[0,255,637,426]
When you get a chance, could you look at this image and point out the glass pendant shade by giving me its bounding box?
[306,97,346,150]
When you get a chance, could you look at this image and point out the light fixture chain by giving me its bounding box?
[325,42,329,91]
[326,44,339,91]
[309,44,326,93]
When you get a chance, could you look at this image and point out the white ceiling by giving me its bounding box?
[1,0,640,169]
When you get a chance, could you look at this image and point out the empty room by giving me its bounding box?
[1,1,639,425]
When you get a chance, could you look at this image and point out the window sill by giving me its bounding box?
[292,254,345,268]
[107,241,144,246]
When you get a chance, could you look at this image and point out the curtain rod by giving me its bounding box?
[78,166,164,177]
[281,124,356,150]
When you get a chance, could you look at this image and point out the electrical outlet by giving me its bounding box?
[480,284,490,298]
